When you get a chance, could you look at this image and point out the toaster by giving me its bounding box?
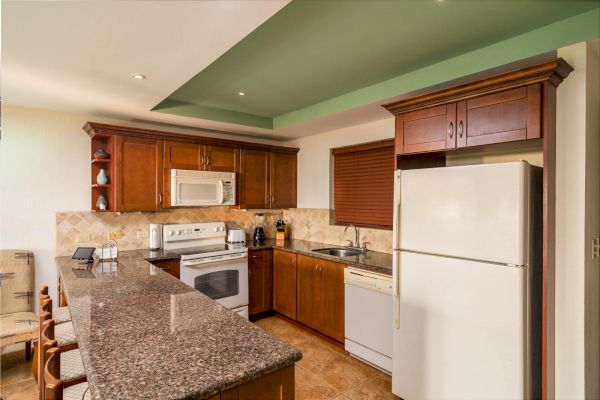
[227,228,246,244]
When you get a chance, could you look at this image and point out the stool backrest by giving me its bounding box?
[39,318,57,400]
[44,347,63,400]
[0,249,34,314]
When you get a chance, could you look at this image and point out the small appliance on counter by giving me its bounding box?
[149,224,163,250]
[253,213,266,243]
[227,228,246,244]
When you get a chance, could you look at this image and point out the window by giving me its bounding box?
[331,139,394,229]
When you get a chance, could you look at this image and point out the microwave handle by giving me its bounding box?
[218,180,225,204]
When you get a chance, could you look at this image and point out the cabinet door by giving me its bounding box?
[457,84,541,148]
[249,250,272,315]
[396,104,455,155]
[117,136,164,211]
[239,149,270,209]
[320,260,345,342]
[164,141,201,170]
[204,145,238,172]
[273,250,296,319]
[269,153,297,209]
[296,255,324,331]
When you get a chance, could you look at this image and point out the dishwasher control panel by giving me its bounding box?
[344,267,393,295]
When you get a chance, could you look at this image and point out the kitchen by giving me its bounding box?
[1,1,599,400]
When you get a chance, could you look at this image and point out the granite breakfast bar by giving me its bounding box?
[55,252,302,399]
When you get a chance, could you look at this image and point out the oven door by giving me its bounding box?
[179,256,248,310]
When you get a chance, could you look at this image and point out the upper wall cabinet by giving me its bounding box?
[238,150,297,209]
[384,59,573,158]
[164,141,238,172]
[84,123,298,212]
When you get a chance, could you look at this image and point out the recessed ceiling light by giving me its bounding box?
[132,74,146,80]
[238,91,246,96]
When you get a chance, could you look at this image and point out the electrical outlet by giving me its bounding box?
[76,233,91,243]
[593,238,600,259]
[137,231,148,239]
[108,231,122,240]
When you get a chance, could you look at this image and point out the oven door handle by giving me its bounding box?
[182,254,247,267]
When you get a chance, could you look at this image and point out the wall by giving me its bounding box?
[555,40,600,400]
[283,118,395,252]
[0,105,282,308]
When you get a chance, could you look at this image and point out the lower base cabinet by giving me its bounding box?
[296,255,345,343]
[206,365,294,400]
[249,249,272,316]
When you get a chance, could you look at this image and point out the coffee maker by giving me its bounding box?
[253,213,266,242]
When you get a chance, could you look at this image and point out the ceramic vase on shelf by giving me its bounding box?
[96,195,108,211]
[94,148,109,160]
[96,169,108,185]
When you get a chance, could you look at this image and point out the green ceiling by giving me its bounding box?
[153,0,600,130]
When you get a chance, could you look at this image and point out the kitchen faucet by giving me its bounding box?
[344,224,360,249]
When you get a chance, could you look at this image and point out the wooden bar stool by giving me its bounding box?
[33,299,78,382]
[39,286,71,325]
[44,347,90,400]
[38,320,87,400]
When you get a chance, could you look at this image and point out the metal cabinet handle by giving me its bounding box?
[158,194,163,204]
[448,122,454,139]
[458,121,464,138]
[200,155,206,166]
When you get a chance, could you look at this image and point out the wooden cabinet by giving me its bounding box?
[84,123,298,212]
[248,249,272,316]
[296,255,324,331]
[239,150,270,209]
[149,259,180,279]
[395,104,456,155]
[204,145,238,172]
[270,152,297,209]
[455,84,541,148]
[273,249,297,319]
[295,255,344,342]
[164,141,201,169]
[116,136,164,212]
[164,141,238,172]
[384,59,573,159]
[239,150,297,209]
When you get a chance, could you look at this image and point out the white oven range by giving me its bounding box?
[162,222,249,319]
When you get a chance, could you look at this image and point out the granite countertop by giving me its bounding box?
[139,239,392,276]
[56,252,301,400]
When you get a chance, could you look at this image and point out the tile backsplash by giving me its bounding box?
[55,207,281,257]
[283,208,392,254]
[55,207,392,256]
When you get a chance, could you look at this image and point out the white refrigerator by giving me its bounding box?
[392,162,542,399]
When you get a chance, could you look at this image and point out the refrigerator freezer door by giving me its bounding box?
[392,251,526,399]
[399,162,529,266]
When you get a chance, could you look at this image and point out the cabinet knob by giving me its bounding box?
[448,122,454,139]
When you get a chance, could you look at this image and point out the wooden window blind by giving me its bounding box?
[331,139,394,229]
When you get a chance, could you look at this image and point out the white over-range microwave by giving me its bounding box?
[170,169,236,207]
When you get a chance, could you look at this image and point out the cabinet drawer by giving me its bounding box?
[249,250,270,263]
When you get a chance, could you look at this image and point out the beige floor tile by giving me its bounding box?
[294,338,338,371]
[333,394,352,400]
[346,373,400,400]
[310,353,380,393]
[295,365,340,400]
[0,378,38,400]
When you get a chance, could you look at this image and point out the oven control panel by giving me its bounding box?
[163,222,226,244]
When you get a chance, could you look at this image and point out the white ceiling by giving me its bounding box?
[1,1,290,139]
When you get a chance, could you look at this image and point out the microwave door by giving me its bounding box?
[175,178,219,206]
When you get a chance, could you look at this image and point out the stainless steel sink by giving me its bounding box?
[311,247,363,257]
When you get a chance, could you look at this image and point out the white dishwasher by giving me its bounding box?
[344,267,393,374]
